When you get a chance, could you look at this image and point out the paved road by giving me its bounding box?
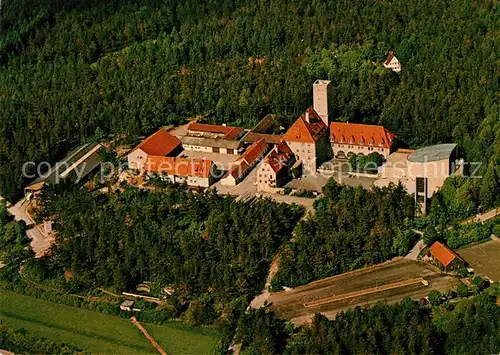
[405,239,425,260]
[8,198,52,255]
[461,207,500,225]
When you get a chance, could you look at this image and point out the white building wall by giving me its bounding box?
[128,148,147,170]
[384,57,401,72]
[257,162,277,191]
[152,172,210,187]
[183,144,212,153]
[220,175,237,186]
[286,141,316,173]
[183,144,239,155]
[332,143,390,159]
[187,176,210,187]
[407,159,451,198]
[313,80,331,126]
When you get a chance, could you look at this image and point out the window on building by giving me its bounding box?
[416,177,426,194]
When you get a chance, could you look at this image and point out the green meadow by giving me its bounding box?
[0,289,219,354]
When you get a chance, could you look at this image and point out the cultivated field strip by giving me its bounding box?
[269,259,461,325]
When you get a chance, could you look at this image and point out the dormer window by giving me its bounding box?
[379,140,385,146]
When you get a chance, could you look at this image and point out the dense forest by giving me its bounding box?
[1,0,499,351]
[271,180,417,289]
[30,185,302,324]
[234,293,500,355]
[0,0,498,210]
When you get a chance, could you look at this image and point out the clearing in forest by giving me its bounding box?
[269,258,460,325]
[458,239,500,282]
[0,289,219,354]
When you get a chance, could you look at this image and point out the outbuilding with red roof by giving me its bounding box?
[127,128,182,170]
[257,141,296,191]
[221,138,270,186]
[429,241,466,271]
[181,122,244,155]
[144,156,216,187]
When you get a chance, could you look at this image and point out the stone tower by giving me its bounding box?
[313,80,331,126]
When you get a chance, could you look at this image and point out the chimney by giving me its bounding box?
[305,110,310,123]
[313,79,331,126]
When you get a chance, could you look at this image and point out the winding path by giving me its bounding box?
[7,198,52,256]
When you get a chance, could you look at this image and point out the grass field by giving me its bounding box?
[0,289,219,354]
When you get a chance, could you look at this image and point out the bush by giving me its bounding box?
[471,276,488,295]
[0,324,84,354]
[493,223,500,237]
[445,289,457,299]
[349,152,384,172]
[444,223,491,249]
[428,290,443,306]
[457,283,469,297]
[424,225,439,246]
[291,189,315,198]
[183,300,205,326]
[456,268,469,278]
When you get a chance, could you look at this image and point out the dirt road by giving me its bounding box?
[405,239,425,260]
[268,258,460,325]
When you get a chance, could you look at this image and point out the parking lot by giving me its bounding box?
[269,258,461,325]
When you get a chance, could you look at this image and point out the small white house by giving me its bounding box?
[120,300,135,311]
[383,51,402,72]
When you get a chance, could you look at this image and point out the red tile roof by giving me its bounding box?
[282,107,328,144]
[187,123,243,140]
[242,138,268,166]
[384,51,396,65]
[242,132,282,144]
[330,122,397,149]
[430,241,463,267]
[226,138,268,179]
[134,129,181,156]
[145,156,213,178]
[265,141,294,173]
[227,160,249,179]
